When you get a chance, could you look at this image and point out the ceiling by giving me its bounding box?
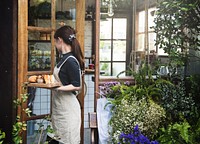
[85,0,157,11]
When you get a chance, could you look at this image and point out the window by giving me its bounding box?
[100,17,128,76]
[136,7,157,53]
[136,7,167,56]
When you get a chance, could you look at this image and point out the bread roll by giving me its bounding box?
[28,75,37,83]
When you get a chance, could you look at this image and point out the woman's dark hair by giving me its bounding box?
[54,25,85,70]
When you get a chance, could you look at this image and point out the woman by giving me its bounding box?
[49,25,84,144]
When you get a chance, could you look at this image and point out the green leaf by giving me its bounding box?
[180,7,189,11]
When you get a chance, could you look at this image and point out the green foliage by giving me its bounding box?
[4,83,53,144]
[107,63,167,143]
[116,62,171,102]
[186,75,200,109]
[153,1,200,143]
[0,130,5,144]
[12,120,27,144]
[154,0,200,67]
[158,121,191,144]
[189,118,200,143]
[106,60,200,143]
[156,78,195,122]
[12,84,30,144]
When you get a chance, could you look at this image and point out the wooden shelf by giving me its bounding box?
[28,26,54,32]
[28,82,60,89]
[85,68,95,74]
[28,40,51,43]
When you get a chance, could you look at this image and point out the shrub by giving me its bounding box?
[109,96,165,143]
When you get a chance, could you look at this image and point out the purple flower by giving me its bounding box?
[118,125,159,144]
[99,81,132,98]
[99,81,121,97]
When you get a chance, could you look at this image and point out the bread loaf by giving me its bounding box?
[44,75,50,84]
[43,74,54,83]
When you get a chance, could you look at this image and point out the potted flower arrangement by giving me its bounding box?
[99,63,167,143]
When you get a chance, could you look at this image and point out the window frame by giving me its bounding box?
[135,7,157,54]
[99,12,132,76]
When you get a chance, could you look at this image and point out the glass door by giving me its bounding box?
[27,0,77,74]
[28,0,54,74]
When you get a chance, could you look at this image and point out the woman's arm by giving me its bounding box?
[56,84,81,92]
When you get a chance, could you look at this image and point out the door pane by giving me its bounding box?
[28,0,52,27]
[28,31,52,71]
[27,118,50,143]
[100,40,111,61]
[113,63,126,76]
[137,34,145,51]
[149,32,156,52]
[100,63,111,76]
[113,41,126,61]
[56,0,76,28]
[113,18,127,39]
[138,11,145,32]
[100,19,112,39]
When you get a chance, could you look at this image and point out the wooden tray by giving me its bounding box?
[28,83,60,89]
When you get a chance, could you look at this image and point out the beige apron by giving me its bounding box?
[51,56,81,144]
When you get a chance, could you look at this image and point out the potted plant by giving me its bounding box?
[101,63,167,143]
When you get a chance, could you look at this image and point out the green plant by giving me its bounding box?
[153,1,200,143]
[157,121,191,144]
[12,117,27,144]
[153,0,200,72]
[156,77,195,122]
[189,118,200,143]
[1,83,54,144]
[12,83,31,144]
[106,63,167,143]
[117,62,170,102]
[109,97,165,143]
[0,130,5,144]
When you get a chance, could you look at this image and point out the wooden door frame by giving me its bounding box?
[76,0,85,143]
[18,0,85,143]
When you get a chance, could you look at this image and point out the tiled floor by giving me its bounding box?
[84,128,91,144]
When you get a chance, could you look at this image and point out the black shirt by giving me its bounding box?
[57,52,81,87]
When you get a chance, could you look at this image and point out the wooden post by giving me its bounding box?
[18,0,28,143]
[76,0,85,143]
[94,0,101,143]
[95,0,100,113]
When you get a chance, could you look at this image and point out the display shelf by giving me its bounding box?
[28,41,52,71]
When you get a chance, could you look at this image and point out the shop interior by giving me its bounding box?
[0,0,199,143]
